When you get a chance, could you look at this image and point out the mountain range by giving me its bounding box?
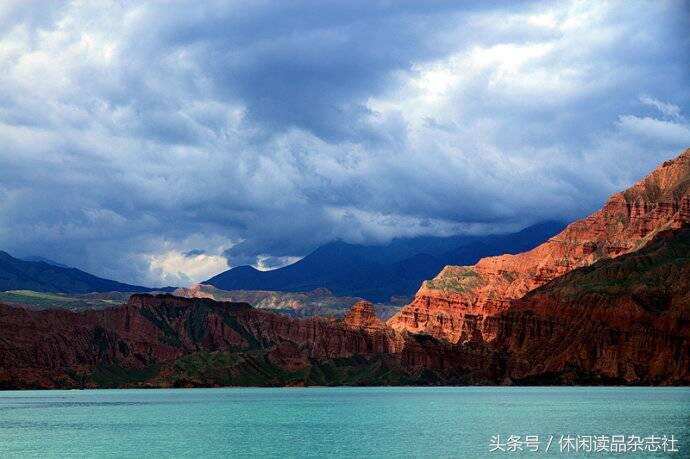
[0,251,157,294]
[0,148,688,388]
[173,283,401,319]
[205,221,565,302]
[1,225,687,388]
[1,222,564,300]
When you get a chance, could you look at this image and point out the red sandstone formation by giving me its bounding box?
[344,301,386,330]
[0,294,501,388]
[488,227,690,385]
[388,148,690,343]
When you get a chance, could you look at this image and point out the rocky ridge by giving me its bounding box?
[388,149,690,343]
[488,226,690,384]
[344,301,387,330]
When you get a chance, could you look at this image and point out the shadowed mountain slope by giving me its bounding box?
[0,250,158,294]
[488,226,690,384]
[205,221,565,302]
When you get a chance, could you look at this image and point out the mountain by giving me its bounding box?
[20,256,70,269]
[205,221,566,302]
[0,250,157,294]
[2,237,688,390]
[173,283,401,319]
[388,148,690,342]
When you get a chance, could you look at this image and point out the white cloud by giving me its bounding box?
[617,115,690,145]
[148,251,229,286]
[639,95,683,120]
[255,255,301,271]
[0,0,687,286]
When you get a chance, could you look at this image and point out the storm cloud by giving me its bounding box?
[0,0,688,285]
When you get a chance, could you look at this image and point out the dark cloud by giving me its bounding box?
[0,0,688,285]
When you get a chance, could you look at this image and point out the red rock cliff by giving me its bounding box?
[0,295,501,388]
[344,301,386,330]
[388,148,690,343]
[488,227,690,385]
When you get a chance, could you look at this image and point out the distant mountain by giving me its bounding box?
[173,284,401,319]
[205,221,566,302]
[0,251,158,294]
[21,256,71,269]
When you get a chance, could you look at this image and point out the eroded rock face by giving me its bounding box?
[388,148,690,343]
[344,301,386,330]
[487,227,690,385]
[0,294,501,389]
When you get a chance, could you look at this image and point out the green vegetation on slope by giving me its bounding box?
[426,266,484,293]
[155,351,431,388]
[0,290,132,310]
[528,227,690,312]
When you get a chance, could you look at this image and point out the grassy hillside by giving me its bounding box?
[0,290,137,310]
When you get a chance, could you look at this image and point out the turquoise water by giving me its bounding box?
[0,387,688,457]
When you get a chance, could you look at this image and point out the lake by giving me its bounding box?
[0,387,688,457]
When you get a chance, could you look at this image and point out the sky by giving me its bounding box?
[0,0,689,287]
